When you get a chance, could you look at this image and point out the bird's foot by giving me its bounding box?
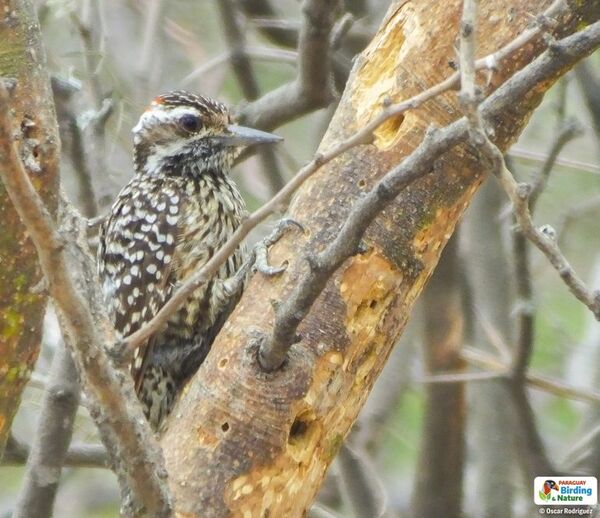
[254,218,305,276]
[221,260,252,298]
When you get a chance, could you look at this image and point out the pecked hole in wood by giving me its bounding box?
[374,112,405,148]
[288,409,316,447]
[221,422,230,433]
[218,357,228,369]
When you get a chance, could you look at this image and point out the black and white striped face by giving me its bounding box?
[133,91,233,176]
[132,90,282,177]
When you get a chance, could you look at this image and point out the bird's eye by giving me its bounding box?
[179,114,201,132]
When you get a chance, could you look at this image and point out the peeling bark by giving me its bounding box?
[0,0,59,456]
[161,1,600,516]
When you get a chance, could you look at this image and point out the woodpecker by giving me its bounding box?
[98,91,282,430]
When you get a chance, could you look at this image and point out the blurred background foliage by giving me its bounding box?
[1,1,600,517]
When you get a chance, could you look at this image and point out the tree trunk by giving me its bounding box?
[412,237,465,518]
[161,1,600,516]
[0,0,59,456]
[464,181,518,518]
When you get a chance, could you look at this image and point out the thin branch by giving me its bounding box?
[120,3,584,359]
[575,60,600,140]
[504,161,600,319]
[218,0,285,193]
[51,78,99,219]
[309,503,344,518]
[239,0,299,48]
[556,193,600,243]
[418,370,507,384]
[219,0,260,99]
[2,434,107,469]
[528,120,583,212]
[237,0,340,130]
[70,13,103,110]
[506,382,555,477]
[258,19,600,371]
[462,347,600,404]
[474,308,513,364]
[240,0,382,87]
[138,0,166,84]
[336,443,387,518]
[511,224,535,378]
[12,343,80,518]
[511,120,581,378]
[564,422,600,473]
[509,147,600,176]
[180,47,297,87]
[0,83,172,517]
[458,0,478,119]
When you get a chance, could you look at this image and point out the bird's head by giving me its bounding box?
[132,90,281,176]
[543,480,559,495]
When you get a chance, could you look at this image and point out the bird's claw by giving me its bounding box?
[264,218,304,247]
[254,260,288,277]
[254,217,304,277]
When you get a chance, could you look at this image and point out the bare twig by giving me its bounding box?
[239,0,299,48]
[309,503,344,518]
[2,434,107,469]
[509,147,600,175]
[504,164,600,319]
[218,0,285,193]
[237,0,340,130]
[556,193,600,243]
[458,0,478,120]
[51,78,99,218]
[511,223,535,378]
[12,343,80,518]
[462,347,600,404]
[0,83,172,517]
[507,382,555,477]
[419,370,506,383]
[511,120,581,378]
[575,60,600,140]
[180,47,297,87]
[138,0,166,85]
[71,1,105,110]
[336,443,387,518]
[565,422,600,473]
[219,0,259,99]
[529,120,583,212]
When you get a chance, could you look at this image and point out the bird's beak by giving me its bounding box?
[217,124,283,147]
